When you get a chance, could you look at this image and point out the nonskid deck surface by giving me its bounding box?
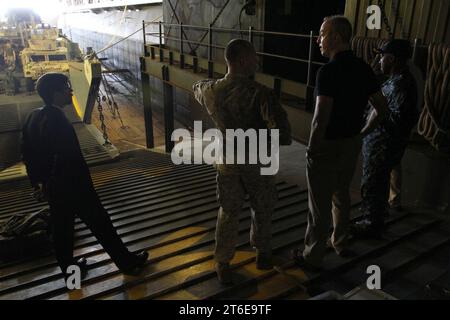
[0,150,449,300]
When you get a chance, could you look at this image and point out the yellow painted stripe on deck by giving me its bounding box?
[72,95,83,119]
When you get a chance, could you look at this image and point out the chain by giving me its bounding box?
[101,78,116,118]
[112,101,126,128]
[99,87,115,117]
[378,0,394,39]
[97,95,111,146]
[102,74,126,128]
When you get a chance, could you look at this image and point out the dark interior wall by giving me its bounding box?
[402,148,450,213]
[148,0,352,139]
[159,0,264,130]
[162,0,263,61]
[349,143,450,214]
[157,0,348,130]
[346,0,450,45]
[262,0,346,82]
[264,0,346,34]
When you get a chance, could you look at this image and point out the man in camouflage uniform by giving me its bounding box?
[193,39,292,284]
[3,41,16,68]
[3,41,17,95]
[352,40,419,237]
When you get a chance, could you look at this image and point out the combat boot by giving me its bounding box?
[256,251,273,270]
[215,262,232,285]
[350,219,384,239]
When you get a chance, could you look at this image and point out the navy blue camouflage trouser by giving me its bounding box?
[361,129,408,224]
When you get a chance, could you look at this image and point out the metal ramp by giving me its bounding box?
[73,123,119,165]
[0,94,119,182]
[0,123,119,183]
[1,150,450,300]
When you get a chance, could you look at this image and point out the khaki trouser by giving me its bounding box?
[303,136,362,266]
[214,169,277,264]
[389,164,402,207]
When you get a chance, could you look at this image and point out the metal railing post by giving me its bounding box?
[150,46,155,59]
[274,77,282,98]
[159,21,163,47]
[162,66,174,153]
[142,20,148,57]
[306,30,315,111]
[412,38,421,65]
[180,22,185,69]
[141,58,154,148]
[208,24,213,61]
[248,26,254,43]
[159,21,164,62]
[180,22,184,54]
[208,24,214,78]
[193,57,198,73]
[307,30,314,88]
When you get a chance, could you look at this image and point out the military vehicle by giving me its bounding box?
[20,24,82,82]
[0,24,21,41]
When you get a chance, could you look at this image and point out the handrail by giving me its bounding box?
[142,20,325,96]
[162,35,226,50]
[251,29,317,39]
[152,34,327,65]
[145,21,318,39]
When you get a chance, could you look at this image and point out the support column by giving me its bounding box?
[140,57,155,149]
[162,66,175,153]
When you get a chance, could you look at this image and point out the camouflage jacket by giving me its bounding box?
[193,74,292,173]
[381,69,419,138]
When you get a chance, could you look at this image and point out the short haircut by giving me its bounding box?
[224,39,255,64]
[324,15,353,44]
[35,73,70,105]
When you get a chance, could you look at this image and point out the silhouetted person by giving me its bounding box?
[22,73,148,280]
[352,40,419,237]
[291,16,388,270]
[3,40,17,95]
[3,40,16,70]
[194,40,292,284]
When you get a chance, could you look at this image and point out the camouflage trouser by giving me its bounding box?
[214,169,277,264]
[361,130,408,224]
[5,71,16,95]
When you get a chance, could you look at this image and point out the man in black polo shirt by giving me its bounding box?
[291,16,388,269]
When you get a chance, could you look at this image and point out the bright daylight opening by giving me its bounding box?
[0,0,63,23]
